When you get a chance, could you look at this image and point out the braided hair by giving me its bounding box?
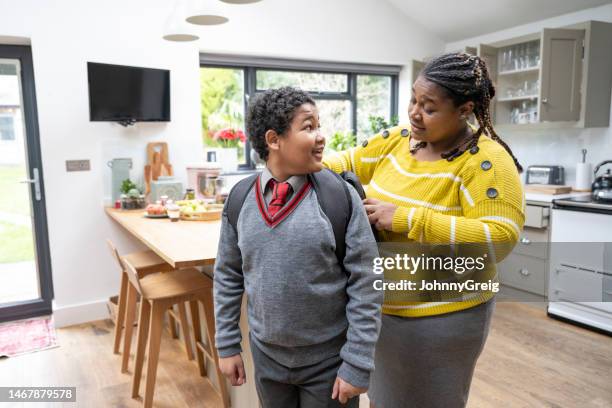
[417,53,523,172]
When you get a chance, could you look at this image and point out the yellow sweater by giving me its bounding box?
[323,125,525,318]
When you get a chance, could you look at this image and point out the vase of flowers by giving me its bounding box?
[212,128,246,148]
[204,128,246,172]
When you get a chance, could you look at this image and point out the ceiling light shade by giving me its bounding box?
[186,0,229,26]
[219,0,263,4]
[163,33,199,42]
[163,0,200,42]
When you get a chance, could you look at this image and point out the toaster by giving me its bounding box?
[526,165,565,185]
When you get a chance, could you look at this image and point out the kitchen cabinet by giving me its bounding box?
[499,252,547,295]
[499,202,550,296]
[474,20,612,129]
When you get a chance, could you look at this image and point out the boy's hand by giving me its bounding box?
[331,377,367,404]
[363,198,397,231]
[219,354,246,386]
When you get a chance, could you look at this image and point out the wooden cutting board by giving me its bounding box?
[524,184,572,195]
[144,142,173,194]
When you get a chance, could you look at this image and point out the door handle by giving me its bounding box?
[19,168,42,201]
[542,98,548,104]
[520,237,531,245]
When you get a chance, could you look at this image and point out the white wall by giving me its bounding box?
[0,0,444,326]
[445,3,612,185]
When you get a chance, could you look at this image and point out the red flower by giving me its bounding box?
[236,130,246,142]
[213,128,246,142]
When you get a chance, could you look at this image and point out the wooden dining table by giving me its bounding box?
[105,207,222,269]
[105,207,259,407]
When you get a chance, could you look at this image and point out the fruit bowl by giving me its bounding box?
[179,202,223,221]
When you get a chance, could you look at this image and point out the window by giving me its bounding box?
[0,116,15,141]
[200,55,399,168]
[200,67,246,165]
[256,70,348,93]
[357,75,392,140]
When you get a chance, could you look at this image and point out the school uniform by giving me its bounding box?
[214,167,382,408]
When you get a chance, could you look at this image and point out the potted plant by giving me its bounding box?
[326,130,357,152]
[369,115,399,134]
[120,179,145,210]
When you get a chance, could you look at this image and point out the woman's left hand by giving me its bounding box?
[363,198,397,231]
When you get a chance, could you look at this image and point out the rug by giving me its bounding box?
[0,315,58,357]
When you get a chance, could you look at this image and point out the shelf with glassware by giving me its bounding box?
[495,40,542,126]
[473,20,612,131]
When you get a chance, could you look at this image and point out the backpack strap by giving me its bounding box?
[309,169,353,266]
[224,172,259,232]
[340,171,366,200]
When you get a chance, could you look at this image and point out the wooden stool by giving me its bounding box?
[123,259,229,408]
[189,277,231,408]
[106,241,195,373]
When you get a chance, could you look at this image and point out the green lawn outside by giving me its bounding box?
[0,165,31,216]
[0,221,34,264]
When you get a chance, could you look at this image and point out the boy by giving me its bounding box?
[213,87,381,408]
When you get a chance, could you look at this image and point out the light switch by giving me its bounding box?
[66,160,90,172]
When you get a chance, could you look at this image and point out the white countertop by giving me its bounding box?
[525,191,591,203]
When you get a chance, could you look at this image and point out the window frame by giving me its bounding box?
[200,54,400,169]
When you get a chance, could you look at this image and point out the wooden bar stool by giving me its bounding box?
[189,276,231,408]
[124,259,230,408]
[106,240,194,372]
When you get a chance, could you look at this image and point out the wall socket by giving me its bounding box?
[66,160,91,172]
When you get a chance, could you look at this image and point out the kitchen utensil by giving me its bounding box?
[592,160,612,202]
[144,142,174,195]
[575,163,592,191]
[186,164,221,200]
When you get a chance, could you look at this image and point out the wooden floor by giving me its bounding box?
[0,318,223,407]
[0,302,610,407]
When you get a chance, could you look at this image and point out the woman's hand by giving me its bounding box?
[363,198,397,231]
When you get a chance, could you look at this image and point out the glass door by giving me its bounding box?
[0,45,52,322]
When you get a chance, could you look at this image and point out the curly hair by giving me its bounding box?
[419,53,523,172]
[246,86,316,161]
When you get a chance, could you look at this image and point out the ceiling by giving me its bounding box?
[385,0,612,41]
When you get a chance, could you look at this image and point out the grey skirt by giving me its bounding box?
[368,299,495,408]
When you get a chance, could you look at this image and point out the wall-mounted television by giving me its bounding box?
[87,62,170,126]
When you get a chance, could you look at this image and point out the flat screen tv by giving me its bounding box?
[87,62,170,126]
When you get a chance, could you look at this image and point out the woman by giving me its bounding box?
[323,53,525,407]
